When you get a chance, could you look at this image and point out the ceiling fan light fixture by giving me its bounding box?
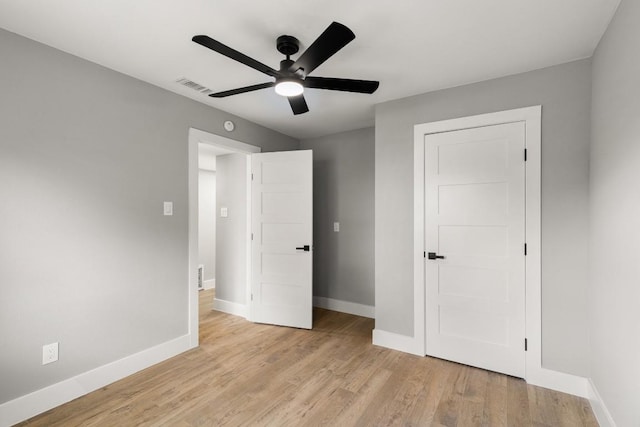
[275,79,304,97]
[192,22,378,114]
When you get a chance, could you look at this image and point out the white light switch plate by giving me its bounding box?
[163,202,173,216]
[334,222,340,232]
[221,207,228,217]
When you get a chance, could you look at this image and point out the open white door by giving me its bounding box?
[251,150,313,329]
[424,122,526,378]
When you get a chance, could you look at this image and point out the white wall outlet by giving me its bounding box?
[220,207,228,217]
[163,201,173,216]
[42,342,59,365]
[334,222,340,232]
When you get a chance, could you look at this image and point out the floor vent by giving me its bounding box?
[176,77,213,96]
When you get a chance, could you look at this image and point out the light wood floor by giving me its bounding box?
[19,289,597,426]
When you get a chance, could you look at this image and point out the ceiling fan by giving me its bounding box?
[192,22,379,115]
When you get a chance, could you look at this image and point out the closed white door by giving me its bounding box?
[424,122,526,378]
[251,150,313,329]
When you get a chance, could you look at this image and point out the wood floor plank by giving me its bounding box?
[17,289,599,426]
[358,353,434,426]
[332,367,394,426]
[529,382,563,427]
[403,357,456,426]
[507,376,533,426]
[298,386,356,426]
[457,366,490,426]
[481,371,508,427]
[431,361,471,427]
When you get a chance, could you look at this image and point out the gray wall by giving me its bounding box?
[198,169,216,284]
[215,154,248,304]
[590,0,640,425]
[375,59,592,376]
[0,28,297,404]
[300,128,375,306]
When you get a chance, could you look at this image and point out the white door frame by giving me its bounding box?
[187,127,260,348]
[413,106,575,391]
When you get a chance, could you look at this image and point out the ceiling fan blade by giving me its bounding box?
[193,35,279,77]
[304,77,379,94]
[209,82,274,98]
[288,94,309,115]
[289,22,355,77]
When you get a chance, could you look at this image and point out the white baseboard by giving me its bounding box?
[372,329,423,356]
[371,329,593,401]
[313,296,374,318]
[203,279,215,290]
[0,334,193,427]
[587,378,617,427]
[212,298,247,318]
[526,367,589,398]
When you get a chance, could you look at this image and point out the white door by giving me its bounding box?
[251,150,313,329]
[424,122,526,378]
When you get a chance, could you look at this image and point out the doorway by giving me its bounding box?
[197,144,217,293]
[188,129,315,343]
[188,128,261,347]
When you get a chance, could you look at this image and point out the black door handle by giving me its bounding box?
[427,252,445,260]
[296,245,310,252]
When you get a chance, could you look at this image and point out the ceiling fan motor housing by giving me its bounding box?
[276,35,300,57]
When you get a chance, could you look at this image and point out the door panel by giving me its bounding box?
[438,265,509,301]
[425,122,525,378]
[251,150,313,329]
[438,182,508,217]
[439,225,509,256]
[437,138,508,177]
[439,306,509,345]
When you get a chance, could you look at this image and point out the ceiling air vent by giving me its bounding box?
[176,77,213,96]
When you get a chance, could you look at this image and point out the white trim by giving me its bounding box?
[410,107,575,390]
[203,279,216,290]
[188,128,260,335]
[526,368,588,398]
[313,296,374,318]
[412,131,426,355]
[587,379,617,427]
[212,298,248,318]
[188,134,200,348]
[190,128,261,154]
[0,335,191,427]
[245,155,253,322]
[372,329,423,356]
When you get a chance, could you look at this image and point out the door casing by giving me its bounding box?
[413,106,547,385]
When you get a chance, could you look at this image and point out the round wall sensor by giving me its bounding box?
[223,120,235,132]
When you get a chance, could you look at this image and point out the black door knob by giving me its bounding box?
[296,245,310,252]
[427,252,445,260]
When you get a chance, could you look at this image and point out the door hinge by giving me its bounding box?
[251,233,254,241]
[525,338,528,351]
[524,243,528,256]
[424,251,426,258]
[524,149,528,161]
[251,293,253,301]
[251,173,254,181]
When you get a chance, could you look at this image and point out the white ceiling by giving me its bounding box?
[0,0,620,140]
